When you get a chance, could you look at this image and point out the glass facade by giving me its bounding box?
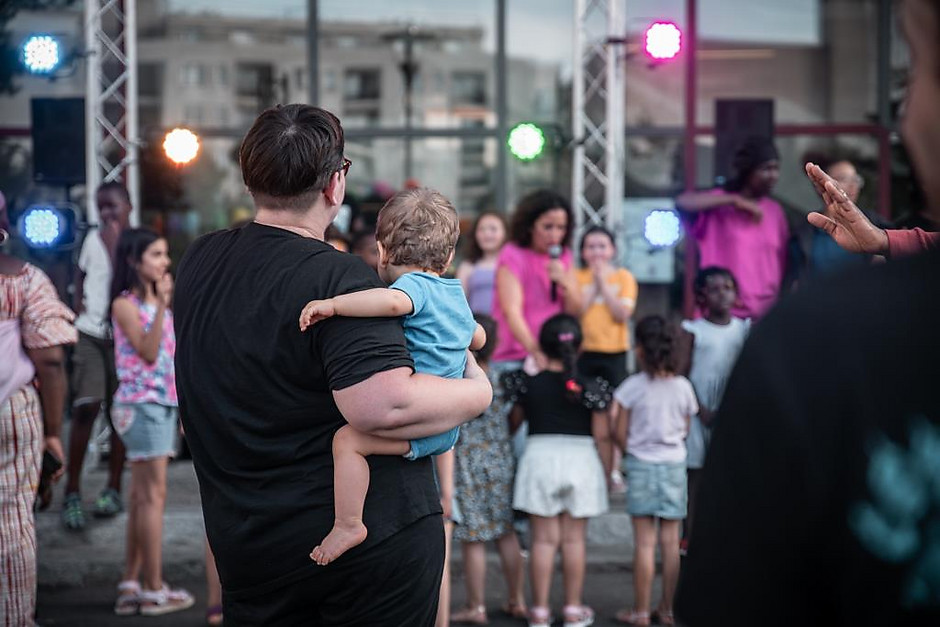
[0,0,916,256]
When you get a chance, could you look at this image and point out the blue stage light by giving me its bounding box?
[22,35,61,74]
[644,210,682,247]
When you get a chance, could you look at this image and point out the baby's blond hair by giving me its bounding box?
[375,188,459,273]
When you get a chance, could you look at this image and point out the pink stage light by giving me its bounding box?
[645,22,682,60]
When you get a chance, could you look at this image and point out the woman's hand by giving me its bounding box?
[804,162,889,255]
[156,273,174,307]
[44,436,65,481]
[591,261,614,285]
[547,258,567,285]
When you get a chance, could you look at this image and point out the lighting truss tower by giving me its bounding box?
[572,0,624,245]
[84,0,139,225]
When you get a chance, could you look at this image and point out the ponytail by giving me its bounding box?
[538,314,583,402]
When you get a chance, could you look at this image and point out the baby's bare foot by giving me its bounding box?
[310,519,368,566]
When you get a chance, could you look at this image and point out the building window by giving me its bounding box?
[139,62,163,98]
[451,71,486,106]
[344,69,381,101]
[183,104,203,125]
[179,63,209,87]
[236,63,275,99]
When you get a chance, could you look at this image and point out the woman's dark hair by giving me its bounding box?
[578,225,617,265]
[472,313,498,364]
[634,315,678,376]
[464,211,508,263]
[239,104,345,212]
[509,189,573,249]
[538,313,583,401]
[110,228,161,304]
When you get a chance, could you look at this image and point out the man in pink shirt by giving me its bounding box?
[677,137,790,320]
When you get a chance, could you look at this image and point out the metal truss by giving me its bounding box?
[84,0,139,225]
[572,0,624,246]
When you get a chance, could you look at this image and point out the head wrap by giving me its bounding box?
[725,136,779,192]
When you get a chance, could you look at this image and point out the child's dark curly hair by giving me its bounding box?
[634,315,678,375]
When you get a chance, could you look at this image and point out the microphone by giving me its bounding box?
[548,244,562,302]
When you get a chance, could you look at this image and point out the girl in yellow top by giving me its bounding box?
[576,225,638,489]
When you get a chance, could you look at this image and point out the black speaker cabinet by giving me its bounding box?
[31,97,86,186]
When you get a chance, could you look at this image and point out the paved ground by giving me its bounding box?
[36,437,667,626]
[38,561,663,626]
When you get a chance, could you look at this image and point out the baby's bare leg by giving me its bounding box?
[310,425,410,566]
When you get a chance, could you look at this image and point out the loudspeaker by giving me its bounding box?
[714,99,774,185]
[31,98,86,185]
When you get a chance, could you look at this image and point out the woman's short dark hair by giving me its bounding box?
[578,225,616,265]
[465,211,508,263]
[239,104,344,212]
[509,189,573,249]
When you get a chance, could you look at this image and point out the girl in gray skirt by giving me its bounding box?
[507,313,611,627]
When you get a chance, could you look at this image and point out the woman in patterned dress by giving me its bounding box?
[452,314,528,624]
[0,191,77,624]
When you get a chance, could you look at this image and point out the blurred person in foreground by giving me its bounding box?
[0,191,76,623]
[676,2,940,625]
[173,104,491,625]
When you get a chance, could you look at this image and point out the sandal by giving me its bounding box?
[651,609,675,625]
[614,608,650,626]
[206,603,223,626]
[452,604,489,624]
[114,580,141,616]
[528,606,552,627]
[564,604,595,627]
[502,600,528,619]
[139,584,195,616]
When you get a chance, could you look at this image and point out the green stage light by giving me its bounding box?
[508,123,546,161]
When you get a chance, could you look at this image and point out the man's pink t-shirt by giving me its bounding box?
[688,189,789,320]
[491,242,573,362]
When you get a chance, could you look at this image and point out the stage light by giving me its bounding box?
[644,209,682,247]
[22,35,61,74]
[644,22,682,61]
[508,123,546,161]
[18,205,80,250]
[163,128,200,165]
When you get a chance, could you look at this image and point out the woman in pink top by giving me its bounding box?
[109,228,194,617]
[492,190,583,371]
[677,137,790,320]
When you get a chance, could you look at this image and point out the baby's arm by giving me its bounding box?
[469,323,486,351]
[300,288,414,330]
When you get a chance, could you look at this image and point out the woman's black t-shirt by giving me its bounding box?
[174,222,438,597]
